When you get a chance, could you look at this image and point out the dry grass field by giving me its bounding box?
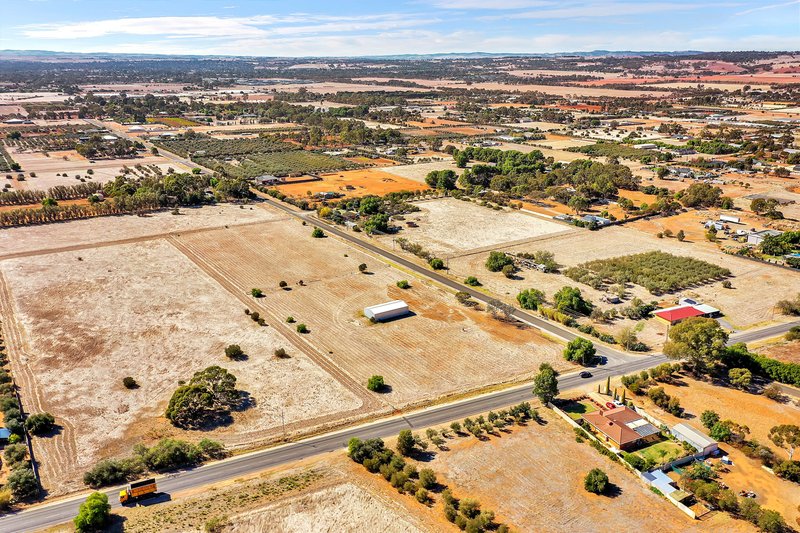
[754,338,800,364]
[0,238,364,495]
[172,216,568,407]
[427,408,748,532]
[379,198,571,256]
[0,203,279,259]
[5,147,188,191]
[621,375,800,525]
[227,482,426,533]
[274,168,425,198]
[379,160,462,184]
[446,225,800,331]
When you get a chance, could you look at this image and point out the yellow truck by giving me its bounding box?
[119,478,157,504]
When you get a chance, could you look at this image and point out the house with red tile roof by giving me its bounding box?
[582,406,661,451]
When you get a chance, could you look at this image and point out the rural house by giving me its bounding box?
[582,406,661,451]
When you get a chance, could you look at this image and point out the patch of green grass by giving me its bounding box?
[635,440,684,465]
[561,400,597,420]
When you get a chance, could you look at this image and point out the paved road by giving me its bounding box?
[255,194,636,364]
[3,197,797,531]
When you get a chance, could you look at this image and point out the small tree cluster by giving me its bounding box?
[647,386,683,416]
[367,375,385,392]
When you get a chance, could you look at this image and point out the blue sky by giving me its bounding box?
[2,0,799,56]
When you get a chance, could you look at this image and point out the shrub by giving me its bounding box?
[274,348,289,358]
[3,443,27,466]
[358,263,368,273]
[622,452,646,471]
[396,280,410,289]
[584,468,609,494]
[296,323,308,333]
[429,257,445,270]
[311,227,325,238]
[367,375,385,392]
[279,280,288,289]
[516,288,544,310]
[74,492,110,533]
[136,438,202,471]
[763,384,783,401]
[224,344,245,360]
[83,458,144,488]
[415,487,429,503]
[165,366,239,429]
[418,468,437,489]
[464,276,481,286]
[0,488,12,510]
[485,251,514,272]
[24,412,56,435]
[7,467,38,500]
[197,439,227,459]
[122,376,138,389]
[286,316,295,323]
[250,288,263,298]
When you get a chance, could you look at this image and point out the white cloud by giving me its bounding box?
[19,13,434,41]
[735,0,799,15]
[484,2,712,20]
[428,0,554,8]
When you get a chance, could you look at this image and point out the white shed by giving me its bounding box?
[672,423,718,457]
[364,300,409,322]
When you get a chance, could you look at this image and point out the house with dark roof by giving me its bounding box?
[582,406,661,451]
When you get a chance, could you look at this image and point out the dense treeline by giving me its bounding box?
[454,147,639,200]
[0,183,102,206]
[722,343,800,387]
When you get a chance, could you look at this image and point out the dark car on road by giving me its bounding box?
[579,371,592,378]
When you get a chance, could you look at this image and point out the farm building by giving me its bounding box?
[747,229,783,246]
[677,298,719,317]
[653,305,706,325]
[582,406,661,451]
[364,300,410,322]
[719,215,740,224]
[671,423,718,457]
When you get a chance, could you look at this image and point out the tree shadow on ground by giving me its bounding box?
[604,483,623,498]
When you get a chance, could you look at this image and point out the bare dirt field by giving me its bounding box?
[5,147,189,190]
[427,408,747,532]
[0,238,363,494]
[379,198,571,256]
[379,160,462,184]
[0,203,279,259]
[445,224,799,334]
[172,215,568,407]
[621,375,800,524]
[274,168,425,198]
[227,481,426,533]
[754,338,800,364]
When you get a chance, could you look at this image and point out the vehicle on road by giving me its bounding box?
[579,371,592,378]
[120,478,157,504]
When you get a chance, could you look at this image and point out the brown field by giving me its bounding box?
[621,375,800,525]
[5,146,188,191]
[274,168,426,198]
[445,224,800,332]
[0,238,364,494]
[377,197,570,256]
[378,160,463,184]
[0,203,278,259]
[754,338,800,364]
[427,408,747,532]
[59,453,440,533]
[172,215,569,407]
[432,126,488,136]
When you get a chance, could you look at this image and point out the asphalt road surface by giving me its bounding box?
[3,196,796,532]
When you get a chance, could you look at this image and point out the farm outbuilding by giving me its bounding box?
[364,300,410,322]
[671,423,718,457]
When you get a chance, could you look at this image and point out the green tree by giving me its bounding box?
[757,509,786,533]
[165,366,239,429]
[311,227,325,238]
[24,412,55,435]
[663,317,728,374]
[676,230,685,241]
[425,169,457,190]
[418,468,437,489]
[533,363,559,404]
[700,410,720,430]
[74,492,111,532]
[769,424,800,460]
[397,429,415,456]
[553,286,593,315]
[396,280,410,289]
[7,467,38,501]
[367,375,385,392]
[358,263,368,273]
[563,338,596,365]
[429,258,445,270]
[728,368,752,389]
[516,289,544,310]
[568,195,590,214]
[485,251,514,272]
[250,288,263,298]
[584,468,608,494]
[464,276,481,286]
[224,344,245,360]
